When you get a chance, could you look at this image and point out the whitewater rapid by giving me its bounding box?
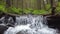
[4,15,58,34]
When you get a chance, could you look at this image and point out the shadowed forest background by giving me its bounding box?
[0,0,60,15]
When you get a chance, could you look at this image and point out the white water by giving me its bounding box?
[4,15,58,34]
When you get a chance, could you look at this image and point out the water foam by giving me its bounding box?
[4,15,58,34]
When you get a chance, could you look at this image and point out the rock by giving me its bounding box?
[0,12,16,26]
[0,25,8,34]
[46,16,60,30]
[0,13,16,23]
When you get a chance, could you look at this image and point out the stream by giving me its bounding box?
[0,15,58,34]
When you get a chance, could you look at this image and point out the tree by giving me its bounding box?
[50,0,57,15]
[37,0,41,9]
[6,0,11,8]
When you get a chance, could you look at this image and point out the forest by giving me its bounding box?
[1,0,60,34]
[0,0,60,15]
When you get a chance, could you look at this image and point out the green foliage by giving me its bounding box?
[56,7,60,14]
[57,2,60,7]
[23,8,33,14]
[32,10,49,15]
[45,4,51,10]
[39,10,49,14]
[7,7,23,14]
[0,0,60,15]
[0,5,51,15]
[1,2,60,15]
[0,0,6,14]
[0,5,6,13]
[0,5,4,11]
[23,9,50,15]
[0,5,23,15]
[32,10,40,15]
[56,2,60,14]
[56,7,60,11]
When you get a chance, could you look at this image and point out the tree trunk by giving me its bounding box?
[50,0,56,15]
[6,0,11,8]
[37,0,41,9]
[43,0,46,10]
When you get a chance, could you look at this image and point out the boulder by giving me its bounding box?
[46,16,60,30]
[0,25,8,34]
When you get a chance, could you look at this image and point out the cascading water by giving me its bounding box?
[4,15,58,34]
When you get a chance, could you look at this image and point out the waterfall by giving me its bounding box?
[4,15,58,34]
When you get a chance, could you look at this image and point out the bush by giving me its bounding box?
[0,4,52,15]
[45,4,51,10]
[56,7,60,15]
[57,2,60,6]
[56,2,60,14]
[23,8,33,14]
[7,7,23,14]
[32,10,40,15]
[0,5,23,15]
[0,5,7,15]
[0,5,51,15]
[32,10,49,15]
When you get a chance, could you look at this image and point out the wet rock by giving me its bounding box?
[46,16,60,30]
[4,15,16,24]
[16,31,25,34]
[0,13,16,23]
[0,25,8,34]
[0,14,16,26]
